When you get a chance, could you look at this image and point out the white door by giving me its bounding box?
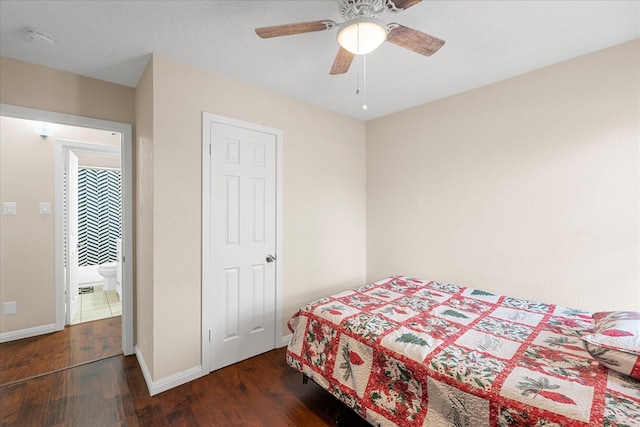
[66,149,80,324]
[209,121,277,371]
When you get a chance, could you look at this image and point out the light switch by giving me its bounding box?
[3,202,16,215]
[39,202,52,215]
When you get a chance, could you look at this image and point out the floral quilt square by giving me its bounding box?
[545,315,592,337]
[286,352,302,371]
[500,367,594,423]
[429,345,506,392]
[446,296,495,315]
[383,277,427,293]
[423,377,489,427]
[407,314,461,340]
[303,318,339,373]
[474,316,533,342]
[342,313,397,343]
[519,345,600,386]
[394,296,439,312]
[367,353,424,423]
[381,326,443,363]
[427,281,462,294]
[501,297,551,314]
[332,334,374,398]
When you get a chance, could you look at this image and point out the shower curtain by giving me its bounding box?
[77,168,122,266]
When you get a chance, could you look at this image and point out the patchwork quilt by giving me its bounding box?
[285,276,640,426]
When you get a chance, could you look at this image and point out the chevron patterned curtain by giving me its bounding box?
[77,168,122,266]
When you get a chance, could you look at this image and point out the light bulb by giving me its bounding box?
[337,17,387,55]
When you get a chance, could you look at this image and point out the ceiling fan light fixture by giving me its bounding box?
[337,17,387,55]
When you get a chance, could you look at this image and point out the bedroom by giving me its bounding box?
[0,0,638,425]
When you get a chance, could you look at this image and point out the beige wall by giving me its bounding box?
[0,117,121,333]
[134,58,154,375]
[0,57,135,124]
[140,55,366,380]
[366,39,640,312]
[0,57,134,334]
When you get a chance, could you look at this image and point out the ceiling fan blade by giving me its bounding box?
[386,24,445,56]
[386,0,423,11]
[330,47,355,75]
[255,20,335,39]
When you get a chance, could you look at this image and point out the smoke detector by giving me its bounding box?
[25,27,55,46]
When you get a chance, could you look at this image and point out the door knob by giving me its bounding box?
[266,254,276,263]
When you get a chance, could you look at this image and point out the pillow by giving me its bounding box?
[582,311,640,379]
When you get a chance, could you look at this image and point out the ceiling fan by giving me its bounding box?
[255,0,445,75]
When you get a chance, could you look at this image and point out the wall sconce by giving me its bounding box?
[34,122,55,138]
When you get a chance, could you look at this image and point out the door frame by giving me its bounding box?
[0,104,134,356]
[57,140,120,325]
[201,112,283,374]
[64,148,80,325]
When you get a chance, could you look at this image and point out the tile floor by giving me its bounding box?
[71,283,121,324]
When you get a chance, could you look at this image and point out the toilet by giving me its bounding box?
[98,262,117,291]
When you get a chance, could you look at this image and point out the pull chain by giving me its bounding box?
[356,55,361,95]
[353,24,368,111]
[362,55,368,111]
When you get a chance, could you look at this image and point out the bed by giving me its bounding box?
[285,276,640,426]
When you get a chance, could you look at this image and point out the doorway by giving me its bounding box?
[201,113,283,373]
[0,104,134,356]
[58,141,122,326]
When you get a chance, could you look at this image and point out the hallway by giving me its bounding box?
[0,317,121,386]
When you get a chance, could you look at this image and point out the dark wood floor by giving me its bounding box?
[1,326,371,426]
[0,316,122,386]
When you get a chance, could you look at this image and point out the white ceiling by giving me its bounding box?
[1,1,638,121]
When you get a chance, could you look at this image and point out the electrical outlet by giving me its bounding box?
[3,301,17,315]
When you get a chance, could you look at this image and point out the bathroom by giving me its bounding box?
[72,162,123,324]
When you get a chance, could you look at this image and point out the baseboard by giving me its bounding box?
[0,323,57,343]
[134,345,203,396]
[280,333,292,348]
